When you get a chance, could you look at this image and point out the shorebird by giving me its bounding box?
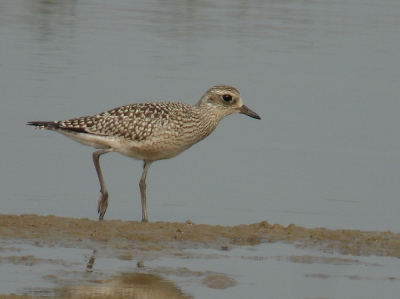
[27,85,260,222]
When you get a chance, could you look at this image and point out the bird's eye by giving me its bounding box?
[222,94,232,102]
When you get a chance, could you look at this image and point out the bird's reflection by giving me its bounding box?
[65,250,194,298]
[85,253,96,272]
[58,272,194,299]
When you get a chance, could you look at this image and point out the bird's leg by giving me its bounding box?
[139,160,152,222]
[92,148,114,220]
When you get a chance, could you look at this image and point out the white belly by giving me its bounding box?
[58,130,191,161]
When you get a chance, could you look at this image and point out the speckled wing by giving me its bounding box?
[57,102,184,142]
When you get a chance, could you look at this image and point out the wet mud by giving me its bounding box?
[1,214,399,298]
[1,214,399,257]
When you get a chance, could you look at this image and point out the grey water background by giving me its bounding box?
[1,0,400,232]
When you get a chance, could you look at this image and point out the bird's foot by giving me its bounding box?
[97,191,109,220]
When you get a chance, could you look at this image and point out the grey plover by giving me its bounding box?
[27,85,261,222]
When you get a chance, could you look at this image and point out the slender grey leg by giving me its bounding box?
[139,160,152,222]
[92,148,114,219]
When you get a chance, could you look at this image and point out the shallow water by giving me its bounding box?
[2,0,400,231]
[1,214,400,298]
[2,237,400,299]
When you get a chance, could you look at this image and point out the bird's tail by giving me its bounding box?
[27,121,59,129]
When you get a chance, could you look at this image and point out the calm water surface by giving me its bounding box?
[1,0,400,231]
[1,240,399,299]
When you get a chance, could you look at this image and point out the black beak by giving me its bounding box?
[240,105,261,120]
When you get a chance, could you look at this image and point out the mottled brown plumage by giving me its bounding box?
[28,85,260,221]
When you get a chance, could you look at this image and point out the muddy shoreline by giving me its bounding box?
[1,214,399,258]
[1,214,400,298]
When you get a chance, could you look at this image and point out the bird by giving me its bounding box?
[27,85,261,222]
